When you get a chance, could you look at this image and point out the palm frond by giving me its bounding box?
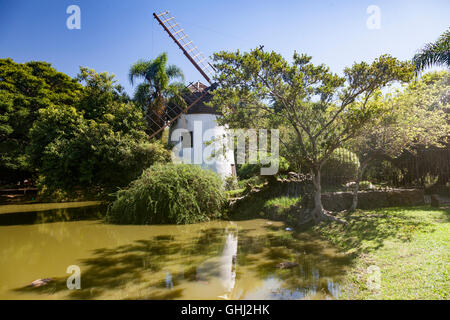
[166,64,185,81]
[133,83,153,110]
[129,52,186,123]
[413,28,450,73]
[129,60,153,85]
[166,83,188,109]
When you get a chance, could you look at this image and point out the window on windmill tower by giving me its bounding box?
[181,131,193,148]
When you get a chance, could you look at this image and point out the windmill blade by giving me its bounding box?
[153,11,215,84]
[146,85,214,139]
[146,11,219,140]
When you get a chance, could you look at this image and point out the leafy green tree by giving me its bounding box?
[27,105,85,171]
[30,68,170,194]
[0,58,82,181]
[129,53,186,132]
[75,67,145,134]
[413,28,449,73]
[348,71,450,211]
[76,67,129,119]
[211,49,413,223]
[34,119,169,192]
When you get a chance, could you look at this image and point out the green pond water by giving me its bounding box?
[0,202,351,300]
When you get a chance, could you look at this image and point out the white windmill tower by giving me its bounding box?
[152,11,236,178]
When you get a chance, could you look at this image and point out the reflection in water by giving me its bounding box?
[0,202,105,226]
[0,203,352,300]
[165,271,174,289]
[218,228,238,299]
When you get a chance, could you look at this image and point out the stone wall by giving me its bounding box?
[321,189,425,212]
[231,178,425,215]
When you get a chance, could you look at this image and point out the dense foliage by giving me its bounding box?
[29,68,170,193]
[0,58,82,181]
[0,58,171,195]
[350,71,449,165]
[347,71,450,210]
[107,164,226,225]
[76,66,130,119]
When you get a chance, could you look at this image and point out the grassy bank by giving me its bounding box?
[312,206,450,299]
[231,189,449,299]
[228,191,301,224]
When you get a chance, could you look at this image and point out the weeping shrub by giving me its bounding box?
[107,164,226,224]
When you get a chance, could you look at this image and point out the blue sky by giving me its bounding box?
[1,0,449,96]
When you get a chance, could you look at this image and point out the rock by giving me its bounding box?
[288,172,300,180]
[30,278,53,287]
[345,181,356,189]
[276,262,298,269]
[345,181,375,190]
[361,182,376,190]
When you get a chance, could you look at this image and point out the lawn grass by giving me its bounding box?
[230,189,449,299]
[312,206,450,299]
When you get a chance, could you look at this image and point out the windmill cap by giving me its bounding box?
[185,81,221,115]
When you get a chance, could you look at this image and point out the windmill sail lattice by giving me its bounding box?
[153,11,216,84]
[145,85,212,139]
[145,11,217,139]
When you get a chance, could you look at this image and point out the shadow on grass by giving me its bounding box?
[232,185,449,257]
[439,205,450,222]
[314,206,449,256]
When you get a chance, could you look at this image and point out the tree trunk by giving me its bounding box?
[311,167,325,222]
[349,159,370,212]
[306,167,347,224]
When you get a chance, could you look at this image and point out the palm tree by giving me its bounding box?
[129,53,186,132]
[413,28,450,73]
